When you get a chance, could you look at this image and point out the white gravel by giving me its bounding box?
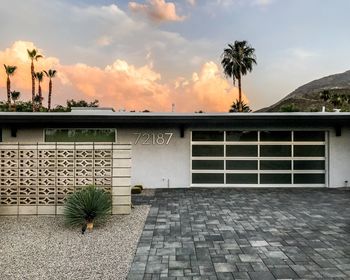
[0,205,150,280]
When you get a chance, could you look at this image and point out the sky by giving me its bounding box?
[0,0,350,112]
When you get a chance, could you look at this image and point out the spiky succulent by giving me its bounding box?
[64,185,111,227]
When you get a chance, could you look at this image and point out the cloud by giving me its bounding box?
[129,0,186,22]
[172,62,246,112]
[215,0,235,6]
[251,0,274,6]
[0,41,245,112]
[288,48,318,60]
[187,0,196,6]
[0,1,213,81]
[214,0,274,7]
[96,35,112,47]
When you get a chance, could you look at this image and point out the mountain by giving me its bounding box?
[258,70,350,112]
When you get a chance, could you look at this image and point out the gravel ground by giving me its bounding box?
[0,205,150,280]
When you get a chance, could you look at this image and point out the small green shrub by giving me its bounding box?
[64,185,111,228]
[131,186,142,194]
[133,184,143,190]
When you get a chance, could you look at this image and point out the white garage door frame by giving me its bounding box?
[190,130,328,188]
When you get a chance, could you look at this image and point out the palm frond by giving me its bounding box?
[35,54,43,61]
[27,49,43,60]
[229,99,252,112]
[27,49,36,59]
[44,69,57,78]
[35,71,44,82]
[10,91,20,101]
[4,65,17,75]
[221,40,257,82]
[33,95,43,103]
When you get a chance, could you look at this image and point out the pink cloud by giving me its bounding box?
[172,62,247,112]
[0,41,248,112]
[129,0,185,22]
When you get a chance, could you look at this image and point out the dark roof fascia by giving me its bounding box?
[0,113,349,129]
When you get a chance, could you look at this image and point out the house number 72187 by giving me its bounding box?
[133,132,174,145]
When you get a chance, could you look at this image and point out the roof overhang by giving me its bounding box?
[0,112,349,129]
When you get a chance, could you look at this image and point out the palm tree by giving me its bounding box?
[34,71,44,110]
[229,99,252,112]
[340,94,349,105]
[320,90,331,102]
[4,65,17,108]
[27,49,43,110]
[44,69,57,111]
[33,95,43,112]
[10,90,20,112]
[221,40,257,112]
[330,94,343,108]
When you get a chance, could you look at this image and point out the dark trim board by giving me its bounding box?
[0,112,350,129]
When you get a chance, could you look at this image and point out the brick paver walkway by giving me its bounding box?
[128,188,350,279]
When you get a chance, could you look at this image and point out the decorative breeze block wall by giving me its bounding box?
[0,143,131,215]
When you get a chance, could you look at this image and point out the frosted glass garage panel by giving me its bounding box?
[226,160,258,170]
[226,145,258,157]
[260,131,291,141]
[294,131,325,141]
[260,145,291,157]
[294,145,325,157]
[260,160,291,170]
[226,131,258,141]
[260,174,292,184]
[226,173,258,184]
[294,160,325,170]
[192,160,224,170]
[192,173,224,184]
[192,131,224,141]
[192,145,224,157]
[294,174,325,184]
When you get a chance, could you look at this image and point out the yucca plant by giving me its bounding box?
[64,186,112,233]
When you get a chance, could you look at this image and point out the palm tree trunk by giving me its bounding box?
[38,83,42,109]
[238,75,242,112]
[48,79,52,111]
[6,76,11,108]
[31,62,35,111]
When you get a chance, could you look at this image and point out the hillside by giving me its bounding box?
[258,70,350,112]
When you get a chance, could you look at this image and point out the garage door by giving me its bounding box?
[191,130,326,187]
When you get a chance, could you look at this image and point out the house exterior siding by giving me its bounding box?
[329,127,350,188]
[2,125,350,189]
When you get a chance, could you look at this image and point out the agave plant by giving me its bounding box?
[64,185,112,233]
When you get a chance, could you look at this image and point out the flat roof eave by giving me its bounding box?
[0,112,349,128]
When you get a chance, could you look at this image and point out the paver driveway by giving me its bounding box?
[129,188,350,279]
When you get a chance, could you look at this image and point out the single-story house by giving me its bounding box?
[0,108,349,215]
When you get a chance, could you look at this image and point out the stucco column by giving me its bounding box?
[112,144,132,214]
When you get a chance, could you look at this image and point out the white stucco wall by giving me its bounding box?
[2,128,44,142]
[329,127,350,188]
[3,126,350,188]
[117,128,191,189]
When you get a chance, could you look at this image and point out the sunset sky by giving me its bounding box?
[1,0,350,112]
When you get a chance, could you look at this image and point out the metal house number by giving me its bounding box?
[133,132,173,145]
